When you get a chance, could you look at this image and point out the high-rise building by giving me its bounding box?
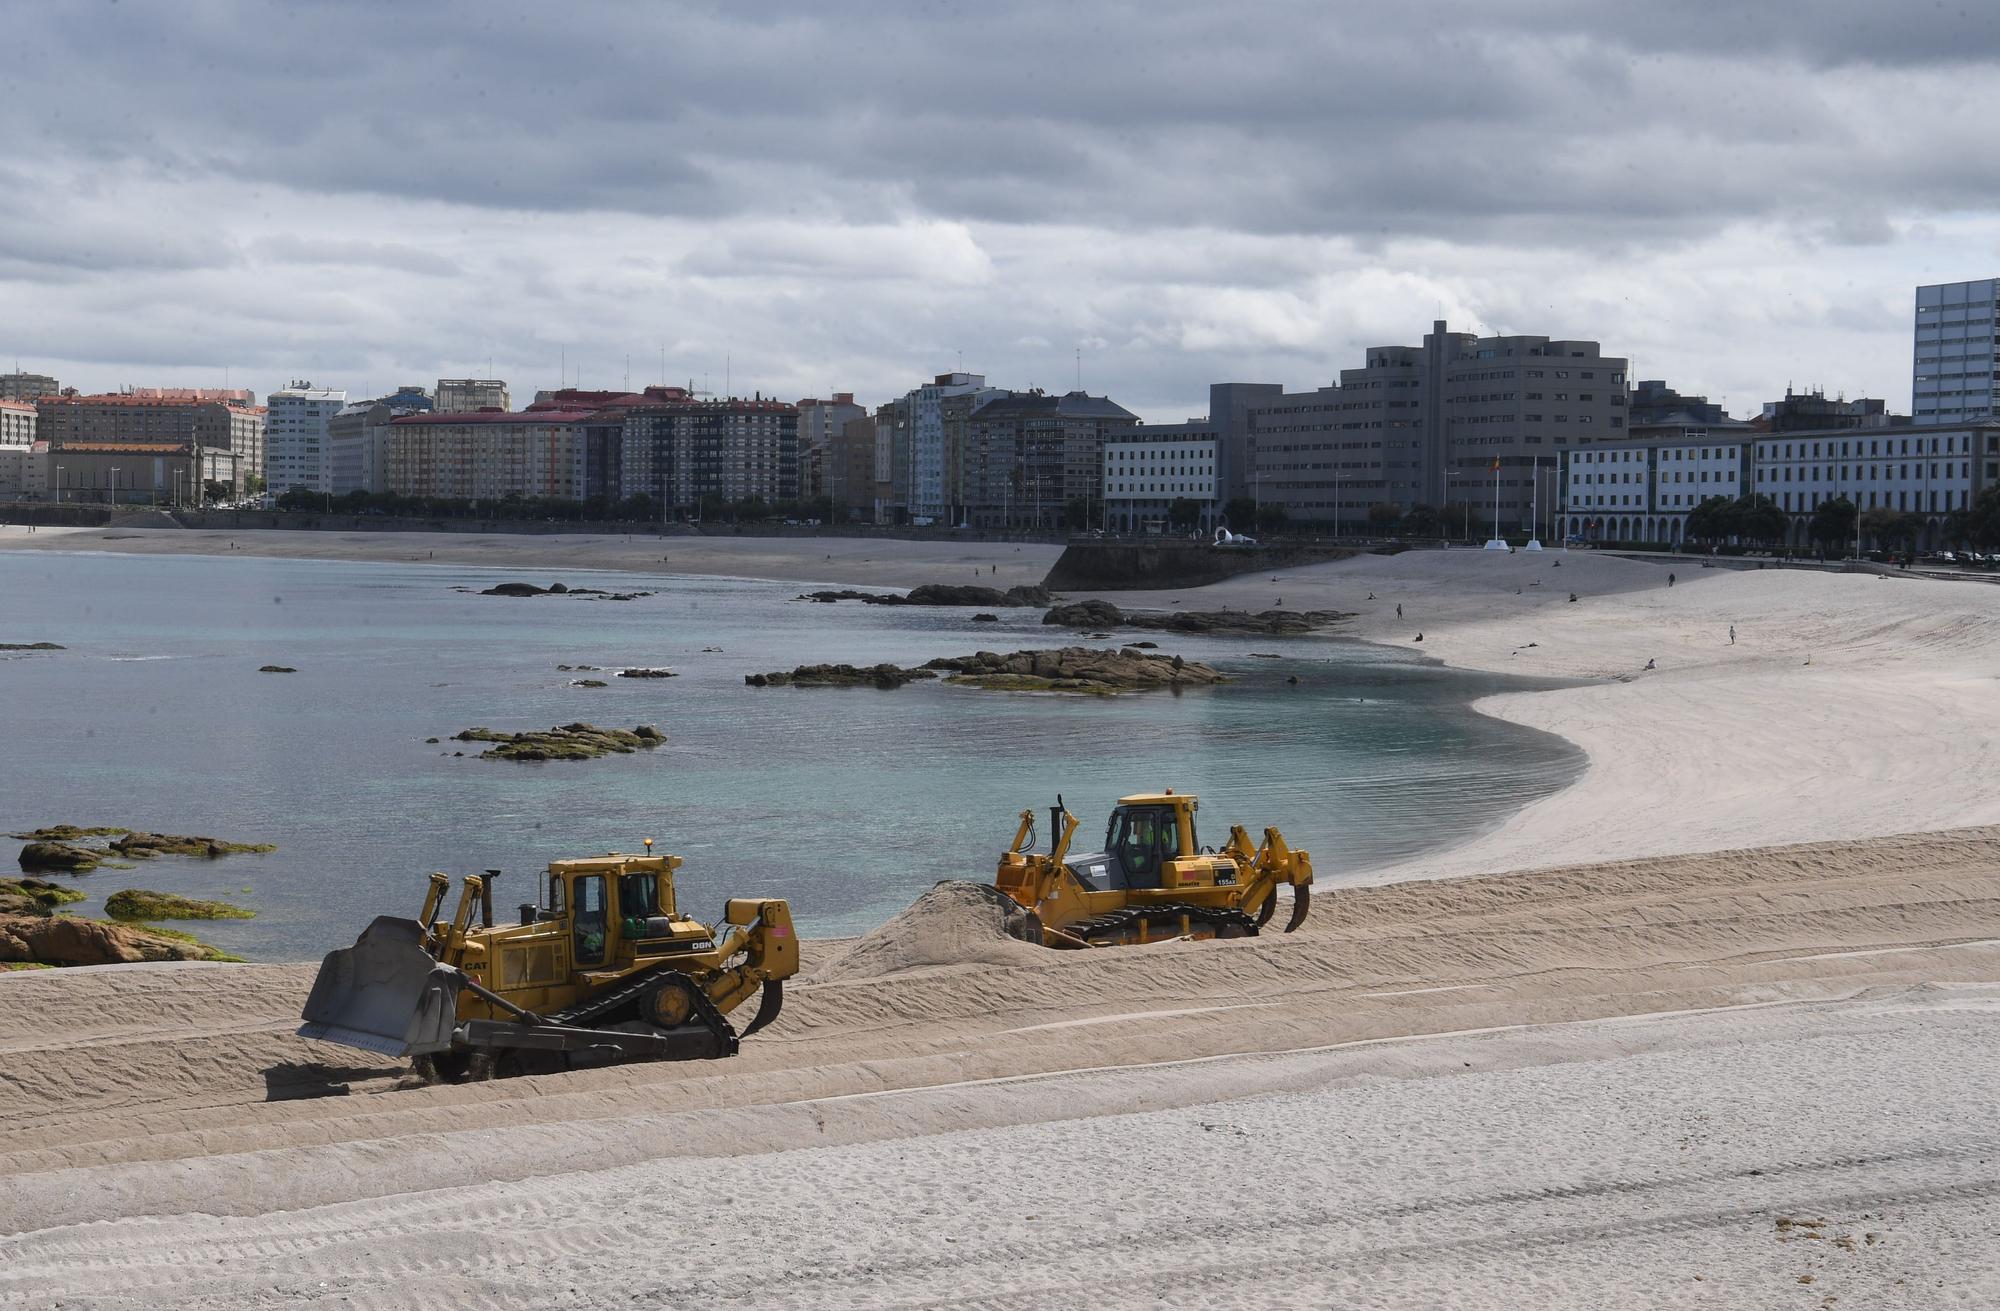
[616,391,799,514]
[959,390,1139,528]
[433,378,511,414]
[1103,423,1221,534]
[899,373,987,521]
[0,372,60,403]
[1231,320,1628,532]
[265,381,347,494]
[825,413,877,521]
[1914,279,2000,425]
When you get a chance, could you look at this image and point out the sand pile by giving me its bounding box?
[809,880,1045,982]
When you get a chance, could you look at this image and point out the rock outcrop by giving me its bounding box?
[0,642,64,651]
[17,841,102,873]
[1042,599,1346,635]
[616,668,676,679]
[0,878,84,915]
[453,723,665,761]
[0,915,234,966]
[796,583,1051,608]
[477,581,652,601]
[258,665,296,673]
[923,647,1223,693]
[746,663,940,689]
[104,889,256,921]
[111,832,276,860]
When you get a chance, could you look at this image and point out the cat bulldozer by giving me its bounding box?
[995,791,1313,947]
[298,842,798,1081]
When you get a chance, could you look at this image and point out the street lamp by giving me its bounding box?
[55,465,63,506]
[109,467,120,507]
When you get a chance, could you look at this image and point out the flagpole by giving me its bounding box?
[1484,455,1506,549]
[1526,455,1544,551]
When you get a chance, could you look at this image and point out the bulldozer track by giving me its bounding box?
[1064,902,1259,946]
[545,964,738,1057]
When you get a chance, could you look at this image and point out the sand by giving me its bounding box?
[5,531,2000,1305]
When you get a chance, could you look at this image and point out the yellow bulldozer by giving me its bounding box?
[995,791,1313,947]
[298,842,798,1081]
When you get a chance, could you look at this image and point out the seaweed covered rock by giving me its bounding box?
[453,722,666,761]
[111,832,276,860]
[923,647,1223,694]
[258,665,296,673]
[18,841,102,873]
[616,668,676,679]
[0,878,85,914]
[0,914,233,966]
[104,889,256,921]
[746,663,939,689]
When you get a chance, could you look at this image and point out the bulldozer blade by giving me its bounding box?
[1284,885,1311,933]
[297,916,464,1058]
[739,980,784,1038]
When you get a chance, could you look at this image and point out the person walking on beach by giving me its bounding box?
[1729,624,1736,645]
[1396,603,1403,618]
[1668,572,1675,587]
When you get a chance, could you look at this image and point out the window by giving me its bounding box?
[572,874,608,966]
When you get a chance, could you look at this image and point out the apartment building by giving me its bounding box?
[383,409,591,500]
[955,391,1139,528]
[265,381,347,494]
[615,390,798,513]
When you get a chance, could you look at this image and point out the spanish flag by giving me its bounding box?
[1489,456,1500,472]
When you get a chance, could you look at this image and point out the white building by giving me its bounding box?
[904,372,985,522]
[0,399,36,496]
[1103,426,1219,533]
[1914,279,1999,424]
[264,382,347,494]
[1561,422,2000,548]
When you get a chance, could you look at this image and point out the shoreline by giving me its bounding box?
[13,524,1997,886]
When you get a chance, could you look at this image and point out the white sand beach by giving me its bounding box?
[4,529,1998,1307]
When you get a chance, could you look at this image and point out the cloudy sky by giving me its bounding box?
[4,1,1997,421]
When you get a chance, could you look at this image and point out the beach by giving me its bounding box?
[3,527,1998,1307]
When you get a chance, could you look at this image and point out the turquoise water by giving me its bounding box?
[0,550,1583,960]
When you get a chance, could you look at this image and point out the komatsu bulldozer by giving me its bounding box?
[298,843,798,1081]
[995,791,1313,947]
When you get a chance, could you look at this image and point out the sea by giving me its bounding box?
[0,549,1584,961]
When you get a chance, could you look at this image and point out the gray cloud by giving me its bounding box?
[1,1,1996,419]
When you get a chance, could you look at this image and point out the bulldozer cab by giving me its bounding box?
[1098,793,1197,890]
[545,852,704,971]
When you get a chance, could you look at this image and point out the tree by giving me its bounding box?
[1366,501,1404,535]
[1402,503,1441,536]
[1808,496,1857,553]
[1955,484,2000,548]
[1860,506,1925,553]
[1222,496,1257,533]
[276,486,319,512]
[1255,502,1289,535]
[1166,497,1202,531]
[1442,501,1485,539]
[1685,495,1732,544]
[1062,496,1094,531]
[1729,493,1787,545]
